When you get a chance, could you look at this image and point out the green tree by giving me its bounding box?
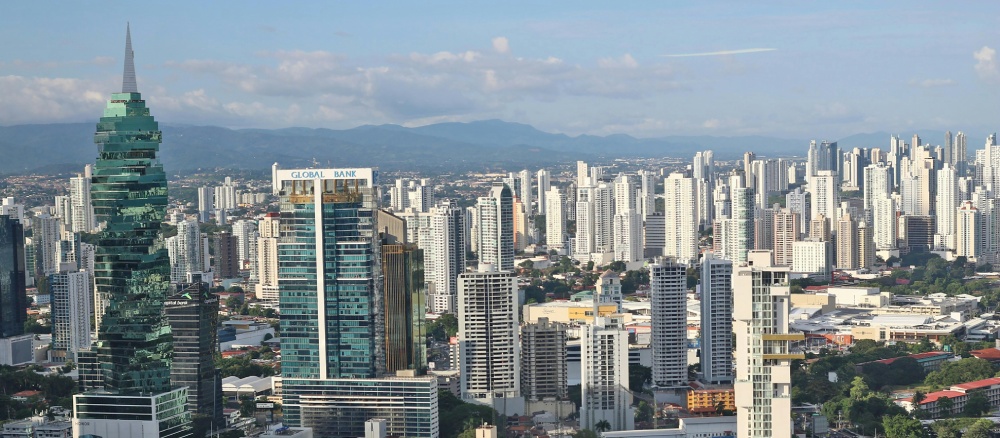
[964,419,996,438]
[635,401,653,423]
[963,391,990,417]
[594,420,612,433]
[427,313,459,342]
[629,364,652,393]
[937,396,954,418]
[882,414,926,438]
[925,358,996,388]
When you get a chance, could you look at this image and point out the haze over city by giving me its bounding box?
[3,1,1000,138]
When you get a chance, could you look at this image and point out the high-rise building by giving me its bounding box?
[699,253,733,384]
[836,214,859,270]
[613,210,643,263]
[956,201,981,261]
[734,251,799,438]
[581,309,633,431]
[663,173,699,263]
[0,215,27,340]
[213,177,238,211]
[164,280,223,431]
[792,240,831,281]
[476,182,514,271]
[31,213,61,278]
[772,208,799,267]
[458,264,523,416]
[69,169,96,233]
[808,170,839,232]
[593,183,615,255]
[858,221,875,270]
[786,187,811,236]
[719,174,754,264]
[255,213,280,302]
[537,169,551,214]
[166,219,210,284]
[196,187,212,223]
[649,258,688,388]
[421,200,466,314]
[213,232,239,279]
[232,219,257,273]
[276,167,438,437]
[545,187,565,249]
[49,269,91,363]
[73,26,192,438]
[873,195,898,250]
[381,242,427,374]
[520,317,568,401]
[936,164,959,251]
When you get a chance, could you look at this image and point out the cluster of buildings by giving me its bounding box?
[6,23,1000,438]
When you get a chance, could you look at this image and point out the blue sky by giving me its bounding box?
[2,2,1000,139]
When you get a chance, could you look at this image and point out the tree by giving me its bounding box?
[937,396,954,418]
[883,414,926,438]
[635,401,654,423]
[850,376,871,400]
[925,358,996,388]
[427,313,459,342]
[629,364,652,393]
[594,420,612,433]
[964,419,996,438]
[963,391,990,417]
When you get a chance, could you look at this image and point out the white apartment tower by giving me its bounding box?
[423,200,467,314]
[836,214,859,270]
[476,183,514,272]
[956,201,981,262]
[663,173,699,263]
[613,211,642,263]
[196,186,212,223]
[69,168,96,233]
[772,209,799,267]
[719,174,754,264]
[545,187,565,249]
[596,271,624,312]
[457,264,523,416]
[581,308,633,431]
[873,195,898,250]
[255,213,280,302]
[808,170,838,232]
[536,169,551,214]
[232,219,258,273]
[734,251,798,438]
[50,269,92,363]
[700,253,733,384]
[935,164,959,251]
[165,219,210,284]
[649,258,688,387]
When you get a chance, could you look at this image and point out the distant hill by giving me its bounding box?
[0,120,969,175]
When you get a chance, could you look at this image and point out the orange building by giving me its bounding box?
[687,388,736,414]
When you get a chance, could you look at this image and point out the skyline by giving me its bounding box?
[2,2,1000,139]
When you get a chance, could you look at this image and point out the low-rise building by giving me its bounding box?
[687,388,736,415]
[854,351,953,374]
[898,377,1000,417]
[522,300,624,324]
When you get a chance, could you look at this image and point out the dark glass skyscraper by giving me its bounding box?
[0,215,26,338]
[90,24,173,395]
[165,280,224,431]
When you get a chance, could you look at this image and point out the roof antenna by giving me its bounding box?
[122,22,138,93]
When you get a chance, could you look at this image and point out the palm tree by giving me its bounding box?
[595,420,612,433]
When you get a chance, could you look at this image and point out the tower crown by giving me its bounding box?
[122,23,138,93]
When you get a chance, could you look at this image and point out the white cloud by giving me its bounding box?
[598,54,638,69]
[662,48,776,57]
[974,46,998,80]
[702,119,721,128]
[0,75,108,124]
[909,78,954,88]
[492,37,510,54]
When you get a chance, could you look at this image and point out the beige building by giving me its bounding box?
[522,301,624,324]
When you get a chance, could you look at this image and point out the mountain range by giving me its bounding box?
[0,120,969,174]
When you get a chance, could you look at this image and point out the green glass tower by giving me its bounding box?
[91,24,173,395]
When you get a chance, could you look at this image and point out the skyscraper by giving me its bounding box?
[0,215,27,339]
[772,208,799,267]
[476,182,514,271]
[73,25,192,438]
[649,258,688,388]
[49,270,91,363]
[836,214,859,270]
[196,186,212,223]
[255,213,280,302]
[381,241,427,374]
[276,167,438,437]
[69,168,96,233]
[422,200,466,314]
[808,170,839,232]
[545,187,565,249]
[164,280,223,432]
[581,309,633,431]
[520,317,568,401]
[699,253,733,384]
[663,173,699,263]
[734,251,800,438]
[458,264,523,416]
[166,219,210,284]
[536,169,551,214]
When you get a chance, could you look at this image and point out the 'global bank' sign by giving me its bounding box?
[290,170,358,179]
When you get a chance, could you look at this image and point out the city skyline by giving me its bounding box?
[3,2,1000,139]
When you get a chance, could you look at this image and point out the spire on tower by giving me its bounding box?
[122,23,138,93]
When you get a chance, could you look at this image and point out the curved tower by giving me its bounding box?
[91,23,173,395]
